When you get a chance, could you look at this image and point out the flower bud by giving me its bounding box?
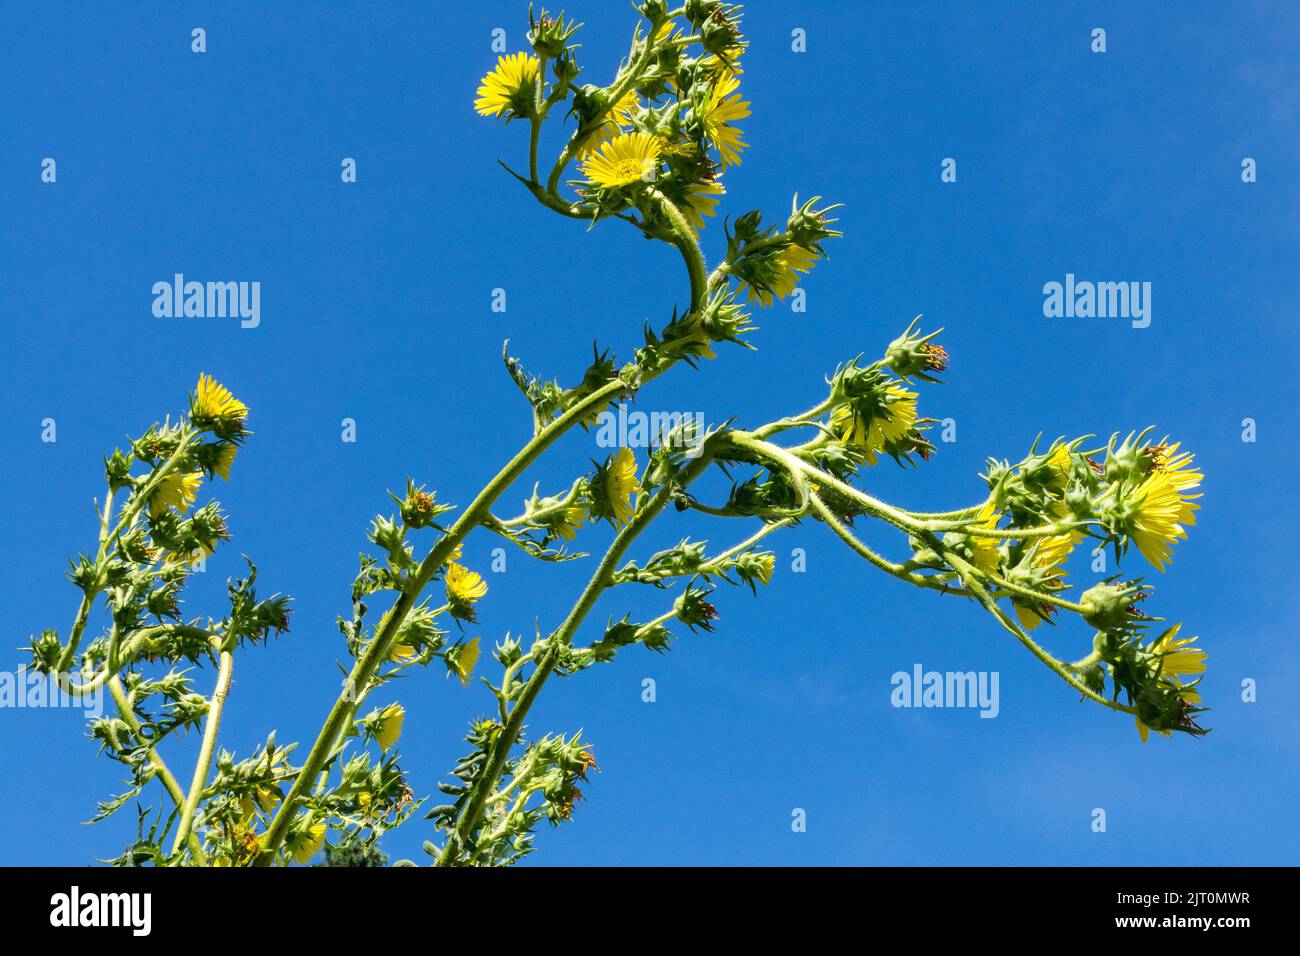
[552,52,580,87]
[1079,580,1142,630]
[674,586,719,632]
[528,10,579,58]
[786,195,843,255]
[884,317,947,382]
[684,0,721,28]
[639,0,670,25]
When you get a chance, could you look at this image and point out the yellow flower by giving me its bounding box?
[149,470,203,516]
[1046,443,1073,490]
[238,786,280,822]
[1129,469,1201,571]
[830,384,918,465]
[754,552,776,585]
[741,244,818,307]
[1150,441,1202,492]
[1135,626,1204,743]
[474,52,539,117]
[1152,624,1206,679]
[445,562,488,603]
[605,447,642,526]
[446,637,481,686]
[193,373,248,423]
[701,74,750,167]
[373,703,405,752]
[554,505,587,542]
[580,131,666,188]
[213,443,237,481]
[1135,715,1153,743]
[679,180,726,231]
[285,819,326,865]
[577,90,641,157]
[1012,530,1080,631]
[968,501,1003,576]
[701,46,745,80]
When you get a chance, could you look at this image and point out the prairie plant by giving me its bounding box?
[28,2,1206,867]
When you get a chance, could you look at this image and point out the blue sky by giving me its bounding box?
[2,0,1298,865]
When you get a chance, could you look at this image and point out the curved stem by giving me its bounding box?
[935,543,1132,714]
[650,189,707,309]
[809,495,973,597]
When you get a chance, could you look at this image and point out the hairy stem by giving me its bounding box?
[438,449,717,865]
[257,376,640,863]
[171,648,233,858]
[107,676,209,864]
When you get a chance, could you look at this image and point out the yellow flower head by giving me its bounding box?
[192,374,248,425]
[213,443,237,481]
[445,562,488,604]
[580,132,665,189]
[754,552,776,585]
[553,505,587,542]
[604,447,642,526]
[474,52,539,118]
[968,500,1003,576]
[238,786,280,822]
[577,90,641,157]
[702,73,750,167]
[373,703,406,752]
[389,642,418,662]
[1012,530,1080,631]
[446,636,481,687]
[150,470,203,517]
[679,180,726,231]
[1149,441,1202,492]
[830,383,918,466]
[1152,624,1206,679]
[1130,468,1201,571]
[1135,625,1205,742]
[285,819,326,865]
[741,243,818,307]
[1046,442,1073,490]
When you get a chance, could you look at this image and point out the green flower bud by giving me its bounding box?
[674,586,719,632]
[571,84,608,127]
[639,0,670,25]
[27,629,62,674]
[684,0,721,28]
[1079,580,1143,630]
[552,52,580,88]
[528,10,579,58]
[105,449,133,491]
[1103,430,1157,484]
[731,209,764,244]
[786,194,843,256]
[391,479,452,530]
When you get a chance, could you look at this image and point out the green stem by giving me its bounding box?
[107,676,209,864]
[437,449,717,866]
[171,648,233,857]
[809,495,973,598]
[936,543,1131,713]
[650,189,707,309]
[256,376,637,864]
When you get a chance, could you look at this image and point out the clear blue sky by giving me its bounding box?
[2,0,1297,865]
